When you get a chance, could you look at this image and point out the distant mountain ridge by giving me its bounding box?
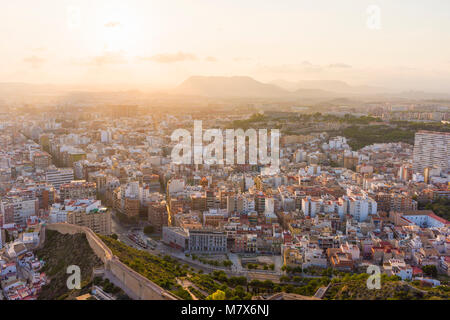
[174,76,450,100]
[2,77,450,102]
[173,76,336,99]
[174,76,288,98]
[270,79,387,95]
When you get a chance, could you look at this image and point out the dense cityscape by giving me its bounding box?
[0,102,449,301]
[1,1,450,314]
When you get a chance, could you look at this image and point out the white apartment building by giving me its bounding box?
[5,198,39,225]
[341,195,377,222]
[264,197,275,214]
[412,131,450,174]
[167,178,185,195]
[294,149,307,163]
[162,226,189,250]
[302,197,321,217]
[49,199,102,223]
[188,229,227,253]
[302,196,344,218]
[45,166,74,189]
[162,227,227,253]
[341,242,360,261]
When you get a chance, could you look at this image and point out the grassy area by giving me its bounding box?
[324,273,450,300]
[230,113,268,129]
[99,235,192,299]
[35,229,103,300]
[330,120,450,150]
[423,198,450,221]
[186,253,232,268]
[227,112,449,151]
[330,125,415,150]
[188,285,206,299]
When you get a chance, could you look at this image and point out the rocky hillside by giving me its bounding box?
[35,229,102,300]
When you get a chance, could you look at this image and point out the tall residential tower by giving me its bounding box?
[412,131,450,174]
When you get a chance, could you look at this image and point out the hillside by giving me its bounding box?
[35,229,103,300]
[174,76,288,98]
[271,79,386,95]
[324,274,450,300]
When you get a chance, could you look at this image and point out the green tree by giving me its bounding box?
[206,290,226,300]
[422,265,438,278]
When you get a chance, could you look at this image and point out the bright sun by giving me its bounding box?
[98,5,144,56]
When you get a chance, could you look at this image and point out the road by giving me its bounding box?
[228,253,244,273]
[111,213,287,283]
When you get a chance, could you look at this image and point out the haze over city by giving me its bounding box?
[2,0,450,92]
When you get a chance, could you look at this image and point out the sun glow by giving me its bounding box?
[95,4,147,56]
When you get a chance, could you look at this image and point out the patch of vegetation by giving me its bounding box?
[331,125,415,150]
[206,290,226,300]
[231,113,268,129]
[324,273,450,300]
[422,265,438,278]
[196,257,232,268]
[330,120,450,150]
[189,273,223,294]
[424,198,450,221]
[99,235,191,299]
[188,285,206,299]
[35,229,103,300]
[173,284,193,300]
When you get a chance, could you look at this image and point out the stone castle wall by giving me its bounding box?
[45,223,178,300]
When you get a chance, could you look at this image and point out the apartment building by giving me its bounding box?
[341,194,377,222]
[203,208,227,228]
[188,229,227,253]
[59,180,97,201]
[162,227,227,253]
[412,131,450,173]
[1,197,39,226]
[50,199,103,224]
[162,226,189,250]
[32,152,51,170]
[67,206,111,235]
[45,166,74,189]
[227,194,255,214]
[148,202,168,233]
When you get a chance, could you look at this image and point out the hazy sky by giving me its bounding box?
[1,0,450,91]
